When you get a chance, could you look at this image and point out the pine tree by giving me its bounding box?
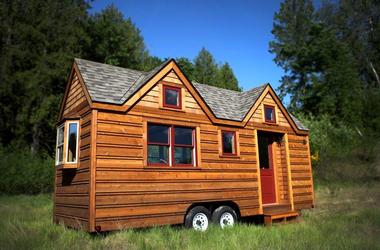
[216,63,241,91]
[86,4,148,70]
[176,57,195,80]
[0,0,90,153]
[193,48,218,86]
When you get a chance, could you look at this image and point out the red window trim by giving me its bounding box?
[264,105,276,123]
[147,124,170,166]
[147,123,195,167]
[163,85,182,109]
[221,130,237,156]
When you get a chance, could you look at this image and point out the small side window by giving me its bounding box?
[222,131,237,155]
[264,105,276,123]
[66,122,79,163]
[56,125,64,165]
[163,85,181,109]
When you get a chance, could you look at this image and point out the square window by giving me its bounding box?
[264,105,276,123]
[222,131,237,155]
[147,123,195,167]
[163,85,181,109]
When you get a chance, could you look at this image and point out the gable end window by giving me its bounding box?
[163,85,181,109]
[147,123,195,167]
[264,105,276,123]
[222,131,237,155]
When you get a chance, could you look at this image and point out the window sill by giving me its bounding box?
[56,163,78,169]
[263,121,279,126]
[144,165,200,170]
[159,106,185,113]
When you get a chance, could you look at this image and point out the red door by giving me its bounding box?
[258,133,276,204]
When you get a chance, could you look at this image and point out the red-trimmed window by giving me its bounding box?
[173,126,194,166]
[147,123,195,166]
[264,105,276,123]
[147,124,170,165]
[163,85,181,109]
[222,131,237,155]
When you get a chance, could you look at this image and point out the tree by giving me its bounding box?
[0,0,90,153]
[269,0,363,125]
[216,63,241,91]
[193,48,218,86]
[269,0,315,110]
[175,57,195,80]
[86,4,148,70]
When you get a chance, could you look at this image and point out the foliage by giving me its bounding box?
[0,147,54,195]
[299,114,379,181]
[216,63,241,91]
[0,1,241,162]
[85,4,149,71]
[1,184,380,249]
[0,0,90,155]
[193,47,219,87]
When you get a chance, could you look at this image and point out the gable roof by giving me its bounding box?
[74,58,308,131]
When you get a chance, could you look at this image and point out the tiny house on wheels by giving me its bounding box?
[54,58,314,232]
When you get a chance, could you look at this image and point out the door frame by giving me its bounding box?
[257,131,280,205]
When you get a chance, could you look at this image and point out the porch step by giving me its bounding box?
[263,203,292,214]
[264,211,299,226]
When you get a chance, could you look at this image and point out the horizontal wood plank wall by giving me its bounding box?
[275,141,289,203]
[93,71,261,231]
[63,72,87,117]
[287,134,314,210]
[54,73,91,230]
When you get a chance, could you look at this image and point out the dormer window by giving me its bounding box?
[264,105,276,123]
[163,85,181,109]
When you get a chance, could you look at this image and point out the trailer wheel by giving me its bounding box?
[211,206,238,228]
[185,206,210,231]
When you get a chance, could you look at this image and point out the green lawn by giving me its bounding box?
[1,183,379,250]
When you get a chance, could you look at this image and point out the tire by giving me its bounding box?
[211,206,238,228]
[184,206,211,231]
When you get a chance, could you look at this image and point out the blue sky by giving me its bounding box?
[90,0,285,92]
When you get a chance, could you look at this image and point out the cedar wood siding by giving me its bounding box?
[54,63,314,232]
[94,70,261,231]
[92,70,313,231]
[54,71,92,230]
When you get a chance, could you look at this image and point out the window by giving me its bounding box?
[147,123,195,166]
[56,124,64,165]
[66,121,79,163]
[264,105,276,123]
[222,131,237,155]
[174,127,194,165]
[147,124,170,165]
[163,85,181,109]
[258,136,270,169]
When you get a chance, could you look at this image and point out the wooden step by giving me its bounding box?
[263,204,292,214]
[264,211,299,226]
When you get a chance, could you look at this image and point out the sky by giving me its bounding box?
[90,0,285,92]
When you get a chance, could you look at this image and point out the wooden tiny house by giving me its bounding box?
[54,58,314,232]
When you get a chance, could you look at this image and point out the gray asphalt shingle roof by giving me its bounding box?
[74,58,308,131]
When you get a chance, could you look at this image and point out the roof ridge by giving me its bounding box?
[74,58,146,74]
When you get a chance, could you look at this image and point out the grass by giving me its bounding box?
[0,183,380,250]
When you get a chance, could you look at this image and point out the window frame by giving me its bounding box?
[172,126,194,167]
[264,105,276,123]
[65,120,79,164]
[162,85,182,109]
[55,124,65,166]
[221,130,237,156]
[147,123,196,167]
[147,124,170,166]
